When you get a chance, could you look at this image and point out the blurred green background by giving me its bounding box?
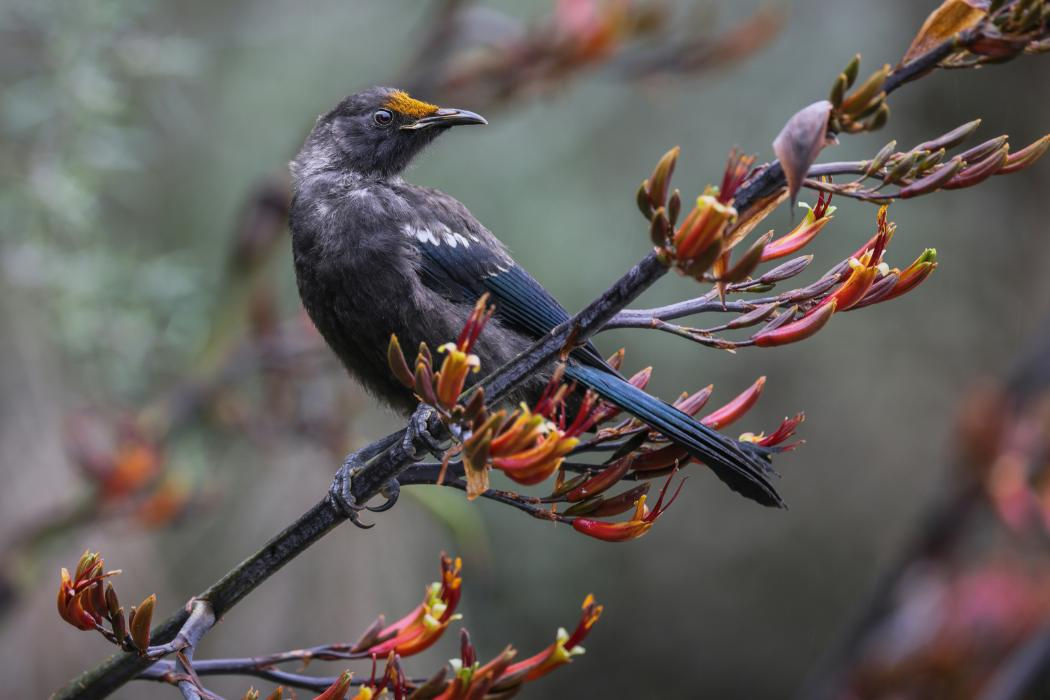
[2,0,1049,697]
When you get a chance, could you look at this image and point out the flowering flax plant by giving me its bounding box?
[52,4,1050,699]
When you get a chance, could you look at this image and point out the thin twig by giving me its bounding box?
[140,658,414,693]
[399,463,569,522]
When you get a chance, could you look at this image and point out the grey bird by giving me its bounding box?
[289,87,783,512]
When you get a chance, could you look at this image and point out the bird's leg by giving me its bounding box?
[328,431,401,528]
[328,405,449,528]
[369,405,448,515]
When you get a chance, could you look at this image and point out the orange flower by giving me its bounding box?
[366,555,463,658]
[761,191,836,261]
[753,300,837,347]
[462,373,602,498]
[102,441,161,500]
[673,191,737,262]
[57,551,120,631]
[135,475,192,529]
[571,473,684,542]
[702,376,766,430]
[434,343,482,411]
[881,248,937,302]
[387,295,494,412]
[821,256,880,311]
[64,413,161,501]
[740,413,806,449]
[350,686,372,700]
[500,595,604,683]
[313,670,353,700]
[429,631,516,700]
[433,297,492,410]
[814,207,891,312]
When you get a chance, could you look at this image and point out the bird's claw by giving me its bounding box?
[329,456,376,528]
[367,478,400,513]
[328,407,442,527]
[404,405,448,460]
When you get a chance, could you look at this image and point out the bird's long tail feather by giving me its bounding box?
[565,364,784,508]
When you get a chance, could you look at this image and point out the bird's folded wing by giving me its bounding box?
[408,221,609,370]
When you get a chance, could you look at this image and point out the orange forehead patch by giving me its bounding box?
[384,90,439,119]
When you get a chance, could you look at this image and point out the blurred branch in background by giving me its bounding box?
[802,321,1050,700]
[398,0,782,104]
[0,180,354,616]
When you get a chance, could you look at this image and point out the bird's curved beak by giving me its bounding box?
[401,108,487,131]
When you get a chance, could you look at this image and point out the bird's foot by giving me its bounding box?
[403,404,449,460]
[328,433,402,528]
[327,406,446,528]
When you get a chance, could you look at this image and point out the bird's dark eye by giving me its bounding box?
[373,109,393,126]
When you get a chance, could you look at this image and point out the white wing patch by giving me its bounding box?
[402,224,472,249]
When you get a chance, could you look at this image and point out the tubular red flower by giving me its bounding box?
[997,134,1050,175]
[455,294,494,354]
[367,555,463,658]
[882,248,937,302]
[753,301,837,347]
[673,384,714,416]
[673,193,735,261]
[434,343,481,411]
[563,455,634,502]
[740,413,806,449]
[57,551,121,632]
[702,377,766,430]
[819,258,878,311]
[501,595,604,682]
[571,473,684,542]
[761,193,836,262]
[313,670,354,700]
[630,444,689,473]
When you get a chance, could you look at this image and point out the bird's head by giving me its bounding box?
[292,86,487,180]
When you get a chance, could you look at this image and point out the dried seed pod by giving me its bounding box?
[128,594,156,653]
